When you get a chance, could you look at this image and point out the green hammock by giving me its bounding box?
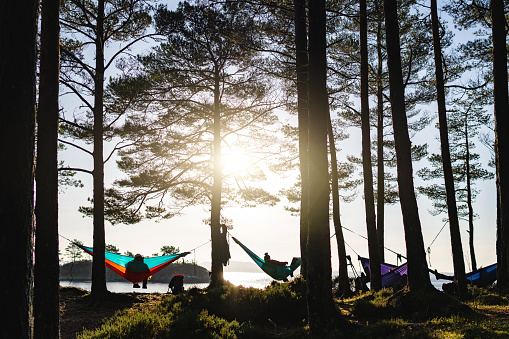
[232,236,301,281]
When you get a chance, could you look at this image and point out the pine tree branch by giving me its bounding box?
[58,138,93,156]
[58,167,93,175]
[60,45,95,79]
[105,33,159,70]
[445,81,489,91]
[58,117,93,132]
[59,79,94,111]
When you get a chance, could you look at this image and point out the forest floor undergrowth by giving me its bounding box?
[59,279,509,338]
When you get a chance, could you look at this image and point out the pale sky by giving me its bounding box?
[57,0,498,276]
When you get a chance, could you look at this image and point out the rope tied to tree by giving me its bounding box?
[426,221,448,267]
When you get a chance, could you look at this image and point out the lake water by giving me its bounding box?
[60,271,274,293]
[60,271,445,293]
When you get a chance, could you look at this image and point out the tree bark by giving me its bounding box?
[383,0,433,292]
[465,121,477,271]
[430,0,467,298]
[294,0,309,279]
[91,0,108,299]
[0,0,38,337]
[328,115,352,298]
[210,66,224,286]
[376,1,386,263]
[491,0,509,294]
[34,0,61,336]
[307,0,343,335]
[361,0,382,291]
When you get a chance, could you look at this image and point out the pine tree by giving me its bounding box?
[294,0,310,280]
[430,0,467,298]
[100,1,284,286]
[0,0,38,336]
[328,114,353,297]
[491,0,509,294]
[34,0,61,336]
[328,0,432,262]
[418,95,492,272]
[58,0,152,299]
[306,0,345,334]
[383,0,433,292]
[360,0,382,291]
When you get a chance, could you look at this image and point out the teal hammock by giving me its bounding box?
[232,236,301,281]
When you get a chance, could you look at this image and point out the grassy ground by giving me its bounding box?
[60,279,509,338]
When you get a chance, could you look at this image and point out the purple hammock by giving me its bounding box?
[358,256,408,289]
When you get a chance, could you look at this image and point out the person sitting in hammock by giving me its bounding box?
[126,254,149,288]
[263,252,288,267]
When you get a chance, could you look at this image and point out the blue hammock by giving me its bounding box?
[232,236,301,281]
[466,263,497,286]
[432,263,497,287]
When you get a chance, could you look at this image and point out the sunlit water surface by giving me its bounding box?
[60,271,445,293]
[60,271,273,293]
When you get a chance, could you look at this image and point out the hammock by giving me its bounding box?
[432,263,498,287]
[358,256,399,276]
[466,263,497,286]
[231,236,301,281]
[358,256,408,289]
[77,244,190,284]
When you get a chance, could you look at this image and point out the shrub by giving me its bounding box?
[469,286,509,306]
[78,279,309,338]
[351,289,396,319]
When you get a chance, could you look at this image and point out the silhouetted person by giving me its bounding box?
[355,272,369,293]
[126,253,149,288]
[263,252,288,267]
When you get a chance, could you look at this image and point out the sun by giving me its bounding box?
[221,150,254,176]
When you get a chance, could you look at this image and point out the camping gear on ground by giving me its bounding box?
[168,274,185,294]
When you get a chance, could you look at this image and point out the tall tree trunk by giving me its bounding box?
[361,0,382,291]
[383,0,433,292]
[491,0,509,294]
[430,0,468,298]
[0,0,37,336]
[210,67,224,286]
[375,0,385,262]
[328,115,352,298]
[307,0,343,335]
[294,0,309,279]
[34,0,61,336]
[91,0,108,298]
[376,2,386,263]
[497,168,503,289]
[465,121,477,271]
